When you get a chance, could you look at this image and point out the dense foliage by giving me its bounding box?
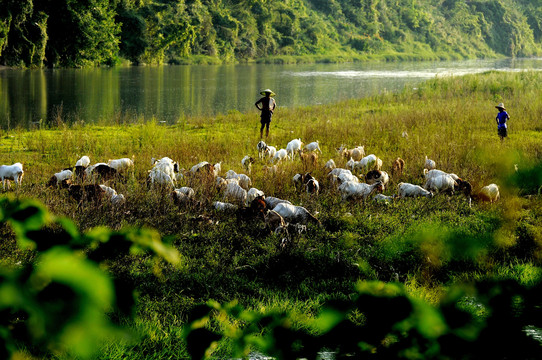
[1,0,542,67]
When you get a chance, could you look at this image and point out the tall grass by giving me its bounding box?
[1,71,541,358]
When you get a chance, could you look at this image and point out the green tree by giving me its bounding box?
[0,0,48,67]
[139,0,196,64]
[473,0,538,57]
[116,0,148,63]
[36,0,120,67]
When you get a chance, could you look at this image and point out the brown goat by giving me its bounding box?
[196,163,215,177]
[190,163,215,189]
[249,195,267,219]
[336,145,352,159]
[237,196,267,221]
[265,209,286,232]
[305,178,320,195]
[68,184,106,203]
[92,164,118,182]
[47,175,72,188]
[299,150,318,171]
[391,158,405,178]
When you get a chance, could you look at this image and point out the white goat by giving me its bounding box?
[346,157,356,171]
[190,161,210,173]
[175,186,195,198]
[111,194,126,206]
[246,187,265,206]
[338,181,383,200]
[424,174,457,193]
[257,140,268,159]
[355,154,378,173]
[99,184,117,197]
[328,168,357,185]
[75,156,91,168]
[99,185,125,206]
[398,182,433,198]
[224,170,250,189]
[213,162,222,177]
[152,156,174,165]
[172,187,195,205]
[216,176,239,189]
[147,168,175,188]
[108,157,134,173]
[304,141,322,153]
[325,159,336,171]
[273,148,288,163]
[337,171,359,185]
[365,170,389,187]
[286,139,303,160]
[223,182,247,206]
[153,157,178,183]
[0,163,24,190]
[238,174,252,190]
[264,196,292,210]
[266,146,277,160]
[48,169,73,186]
[241,155,254,173]
[213,201,238,212]
[424,156,436,170]
[225,169,239,180]
[424,169,460,181]
[477,184,500,203]
[373,194,395,204]
[329,168,354,178]
[350,146,365,161]
[273,202,319,225]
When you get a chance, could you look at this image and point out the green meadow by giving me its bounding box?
[0,71,541,359]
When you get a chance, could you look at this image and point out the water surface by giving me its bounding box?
[1,58,541,128]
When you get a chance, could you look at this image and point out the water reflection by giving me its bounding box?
[0,58,541,128]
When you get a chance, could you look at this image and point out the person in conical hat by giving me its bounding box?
[255,89,276,138]
[495,102,510,142]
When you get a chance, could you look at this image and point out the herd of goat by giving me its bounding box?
[0,138,501,235]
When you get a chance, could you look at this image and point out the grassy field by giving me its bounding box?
[1,71,541,358]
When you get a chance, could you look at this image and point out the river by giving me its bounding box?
[1,58,541,129]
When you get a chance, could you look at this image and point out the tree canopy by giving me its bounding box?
[1,0,541,67]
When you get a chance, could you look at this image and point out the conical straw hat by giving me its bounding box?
[260,89,276,97]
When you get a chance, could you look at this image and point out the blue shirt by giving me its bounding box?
[496,111,509,129]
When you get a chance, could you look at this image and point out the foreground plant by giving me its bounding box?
[0,197,181,359]
[183,268,542,359]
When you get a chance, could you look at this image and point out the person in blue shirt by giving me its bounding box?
[255,89,276,138]
[495,103,510,141]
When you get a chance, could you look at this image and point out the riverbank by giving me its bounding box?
[1,71,541,359]
[168,50,490,66]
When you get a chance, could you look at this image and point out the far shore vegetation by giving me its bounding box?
[2,1,541,68]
